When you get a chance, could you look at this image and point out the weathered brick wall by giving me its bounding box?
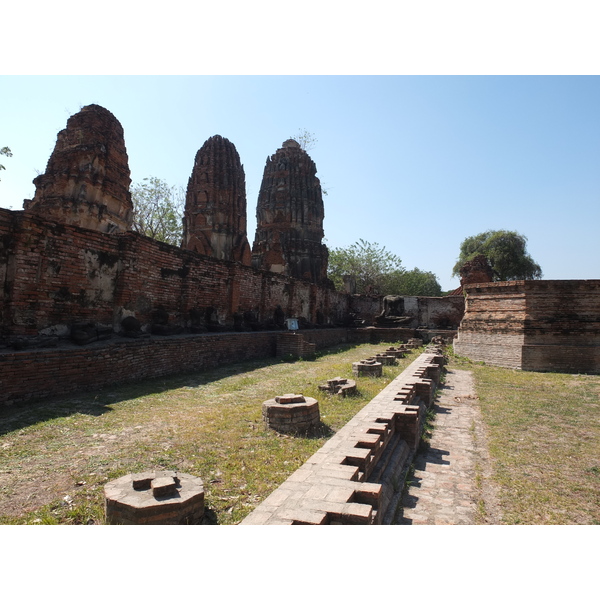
[348,295,382,322]
[417,296,465,329]
[454,280,600,373]
[0,329,354,407]
[1,210,122,337]
[1,207,463,340]
[114,233,233,328]
[0,209,351,338]
[0,331,275,406]
[349,294,464,329]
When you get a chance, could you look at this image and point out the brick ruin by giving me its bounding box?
[242,347,444,524]
[23,104,133,234]
[0,103,471,405]
[182,135,251,265]
[3,103,599,528]
[251,139,329,285]
[447,254,495,296]
[454,280,600,373]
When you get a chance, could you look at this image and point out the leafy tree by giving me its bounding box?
[452,230,542,281]
[328,239,405,294]
[0,146,12,181]
[386,268,443,296]
[328,240,443,296]
[131,177,184,245]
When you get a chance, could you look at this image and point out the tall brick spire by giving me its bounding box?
[182,135,251,265]
[25,104,133,233]
[251,139,328,284]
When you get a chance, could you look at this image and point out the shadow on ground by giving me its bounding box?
[0,343,359,436]
[0,356,282,435]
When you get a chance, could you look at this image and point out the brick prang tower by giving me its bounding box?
[24,104,133,234]
[251,139,329,284]
[182,135,251,265]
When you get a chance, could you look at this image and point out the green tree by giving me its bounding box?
[386,268,443,296]
[328,239,404,294]
[452,230,542,281]
[0,146,12,181]
[131,177,184,246]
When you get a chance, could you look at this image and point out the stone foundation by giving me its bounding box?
[318,377,357,397]
[352,359,383,377]
[262,394,320,433]
[104,470,204,525]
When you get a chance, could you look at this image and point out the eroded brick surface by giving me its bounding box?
[454,280,600,373]
[183,135,251,265]
[24,104,133,234]
[251,140,329,284]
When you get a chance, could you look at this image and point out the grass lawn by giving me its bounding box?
[450,352,600,525]
[0,341,420,525]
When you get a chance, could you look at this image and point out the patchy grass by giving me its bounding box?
[0,342,421,525]
[449,353,600,525]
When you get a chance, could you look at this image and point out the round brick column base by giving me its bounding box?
[262,394,320,433]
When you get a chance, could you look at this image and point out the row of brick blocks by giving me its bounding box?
[241,347,444,525]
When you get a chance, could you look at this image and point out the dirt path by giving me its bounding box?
[397,368,502,525]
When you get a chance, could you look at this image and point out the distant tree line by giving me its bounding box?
[327,239,443,296]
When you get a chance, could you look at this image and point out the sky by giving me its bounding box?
[2,75,598,291]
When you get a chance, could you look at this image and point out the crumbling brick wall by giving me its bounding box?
[0,329,350,406]
[454,280,600,373]
[0,207,350,339]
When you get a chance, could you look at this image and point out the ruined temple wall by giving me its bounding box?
[453,281,528,368]
[1,209,122,337]
[0,332,278,405]
[521,280,600,373]
[314,284,348,326]
[0,209,16,336]
[454,280,600,373]
[114,233,233,328]
[348,295,383,322]
[346,294,464,329]
[416,296,465,329]
[522,280,600,344]
[0,209,14,303]
[0,209,353,340]
[0,328,355,406]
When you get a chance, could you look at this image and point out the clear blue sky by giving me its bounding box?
[2,75,598,291]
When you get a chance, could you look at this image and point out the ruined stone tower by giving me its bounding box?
[182,135,251,265]
[24,104,133,233]
[251,139,328,284]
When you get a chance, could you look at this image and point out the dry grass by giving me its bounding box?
[0,342,420,525]
[450,353,600,524]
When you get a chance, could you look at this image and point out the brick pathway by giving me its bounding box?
[397,368,482,525]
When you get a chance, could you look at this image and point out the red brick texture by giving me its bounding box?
[454,280,600,373]
[24,104,133,234]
